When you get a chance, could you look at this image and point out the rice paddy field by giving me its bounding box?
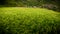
[0,7,60,34]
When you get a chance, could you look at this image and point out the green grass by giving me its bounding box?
[0,7,60,34]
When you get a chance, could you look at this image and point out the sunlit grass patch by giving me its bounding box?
[0,7,60,34]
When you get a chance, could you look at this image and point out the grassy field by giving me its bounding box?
[0,7,60,34]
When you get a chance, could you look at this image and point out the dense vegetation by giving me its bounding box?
[0,0,60,34]
[0,7,60,34]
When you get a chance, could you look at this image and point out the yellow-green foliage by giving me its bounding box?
[0,7,60,34]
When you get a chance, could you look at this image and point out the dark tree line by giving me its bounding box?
[0,0,60,6]
[0,0,60,11]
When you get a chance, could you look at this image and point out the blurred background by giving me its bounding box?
[0,0,60,12]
